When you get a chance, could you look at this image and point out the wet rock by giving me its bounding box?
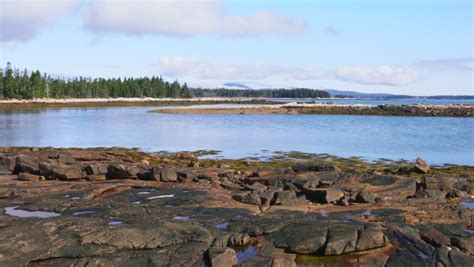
[39,163,84,180]
[301,188,344,204]
[17,172,45,182]
[414,157,430,174]
[420,229,450,247]
[355,230,388,251]
[270,223,328,254]
[207,247,238,267]
[14,155,40,174]
[324,225,359,255]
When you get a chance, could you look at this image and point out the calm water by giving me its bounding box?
[271,98,474,105]
[0,107,473,165]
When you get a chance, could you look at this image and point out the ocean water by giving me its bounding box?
[0,106,472,165]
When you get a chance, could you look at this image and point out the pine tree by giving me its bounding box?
[0,68,4,98]
[3,62,14,98]
[180,83,192,98]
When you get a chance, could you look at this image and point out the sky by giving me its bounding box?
[0,0,473,95]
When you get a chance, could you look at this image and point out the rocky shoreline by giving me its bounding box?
[0,147,473,266]
[153,103,474,117]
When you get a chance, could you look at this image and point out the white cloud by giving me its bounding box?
[335,65,417,86]
[82,0,306,38]
[0,0,78,42]
[154,56,329,80]
[416,57,473,72]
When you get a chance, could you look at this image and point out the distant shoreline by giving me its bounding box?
[0,97,276,108]
[152,102,474,117]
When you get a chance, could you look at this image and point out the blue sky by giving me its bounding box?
[0,0,472,95]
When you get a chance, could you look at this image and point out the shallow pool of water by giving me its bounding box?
[4,206,61,218]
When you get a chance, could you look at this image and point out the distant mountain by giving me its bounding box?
[219,82,472,99]
[323,89,409,99]
[222,82,251,89]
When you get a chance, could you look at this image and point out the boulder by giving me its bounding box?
[274,190,298,206]
[177,168,200,182]
[40,163,84,180]
[232,192,261,206]
[259,188,278,207]
[160,166,178,182]
[292,172,320,190]
[17,172,45,182]
[106,164,138,179]
[84,164,109,175]
[0,156,14,174]
[207,248,238,267]
[301,188,344,204]
[354,189,375,203]
[415,189,446,202]
[423,175,456,192]
[14,155,40,174]
[244,182,267,192]
[57,153,75,164]
[414,157,430,174]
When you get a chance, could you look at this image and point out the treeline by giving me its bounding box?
[191,88,330,98]
[0,62,331,100]
[0,62,191,99]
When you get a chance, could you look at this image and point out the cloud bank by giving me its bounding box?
[154,56,329,80]
[155,57,418,86]
[0,0,77,42]
[335,65,418,86]
[82,0,307,38]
